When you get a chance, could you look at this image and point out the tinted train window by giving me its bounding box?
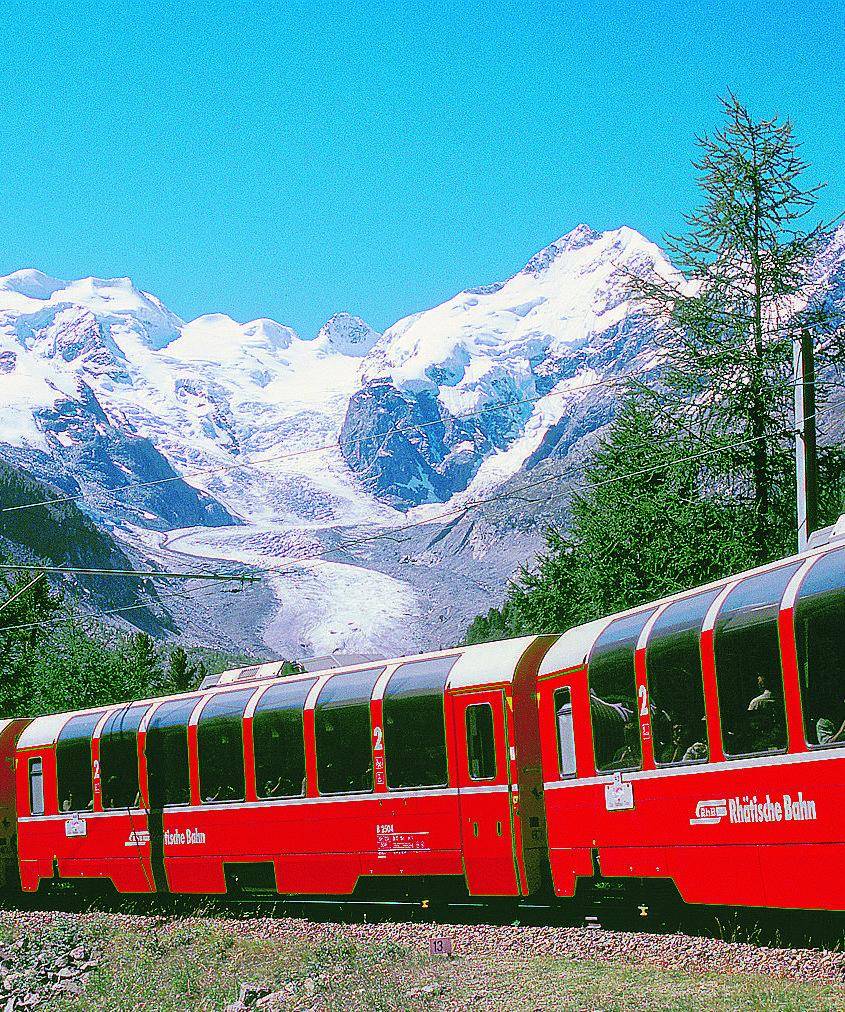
[554,687,577,778]
[713,565,799,757]
[384,657,455,790]
[28,758,44,817]
[253,679,315,799]
[145,697,199,809]
[198,688,253,803]
[315,668,383,795]
[100,703,148,810]
[466,703,496,780]
[588,611,654,771]
[794,548,845,748]
[646,590,718,766]
[56,711,104,813]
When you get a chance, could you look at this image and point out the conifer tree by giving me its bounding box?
[627,94,843,562]
[166,645,201,693]
[122,632,163,697]
[0,568,61,715]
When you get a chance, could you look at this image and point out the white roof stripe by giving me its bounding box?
[17,713,69,750]
[637,603,669,652]
[702,580,740,634]
[782,556,820,611]
[446,637,536,691]
[539,618,612,677]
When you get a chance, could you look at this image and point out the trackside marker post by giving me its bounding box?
[429,936,454,957]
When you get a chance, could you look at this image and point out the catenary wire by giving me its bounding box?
[0,564,258,581]
[0,578,244,634]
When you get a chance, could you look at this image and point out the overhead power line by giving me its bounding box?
[241,420,819,578]
[0,579,243,634]
[0,573,45,616]
[0,564,258,582]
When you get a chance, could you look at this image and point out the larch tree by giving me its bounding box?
[626,94,844,563]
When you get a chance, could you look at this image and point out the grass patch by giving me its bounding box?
[0,912,838,1012]
[520,957,845,1012]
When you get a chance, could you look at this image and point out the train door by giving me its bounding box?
[453,690,520,896]
[0,720,29,891]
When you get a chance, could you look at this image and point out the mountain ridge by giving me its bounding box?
[0,222,841,656]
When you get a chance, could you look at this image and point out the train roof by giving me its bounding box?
[539,516,845,678]
[16,636,543,750]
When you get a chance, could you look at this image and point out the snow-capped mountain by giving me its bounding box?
[0,223,841,658]
[342,225,674,507]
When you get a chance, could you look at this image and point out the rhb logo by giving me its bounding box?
[691,792,817,827]
[690,799,727,826]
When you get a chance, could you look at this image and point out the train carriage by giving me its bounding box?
[537,528,845,911]
[12,635,556,899]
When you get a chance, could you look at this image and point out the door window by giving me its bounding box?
[465,703,496,781]
[28,758,44,816]
[553,687,577,778]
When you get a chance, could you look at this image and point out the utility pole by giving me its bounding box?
[794,329,819,551]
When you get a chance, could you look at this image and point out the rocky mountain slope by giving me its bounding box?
[0,223,841,657]
[0,460,169,634]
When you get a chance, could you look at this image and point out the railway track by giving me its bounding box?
[6,884,845,952]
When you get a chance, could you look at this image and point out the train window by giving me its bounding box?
[145,697,199,809]
[465,703,496,780]
[588,611,654,772]
[553,687,577,778]
[56,711,105,813]
[28,758,44,817]
[198,688,253,804]
[383,656,455,790]
[713,564,800,757]
[100,703,149,810]
[646,590,719,766]
[253,678,315,799]
[794,547,845,748]
[315,667,384,795]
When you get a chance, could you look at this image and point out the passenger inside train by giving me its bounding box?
[816,701,845,746]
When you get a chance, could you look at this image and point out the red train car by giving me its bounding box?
[8,522,845,912]
[13,636,554,899]
[537,526,845,911]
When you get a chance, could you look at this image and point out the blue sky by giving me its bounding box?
[2,2,842,336]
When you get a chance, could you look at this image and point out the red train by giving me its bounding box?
[2,523,844,912]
